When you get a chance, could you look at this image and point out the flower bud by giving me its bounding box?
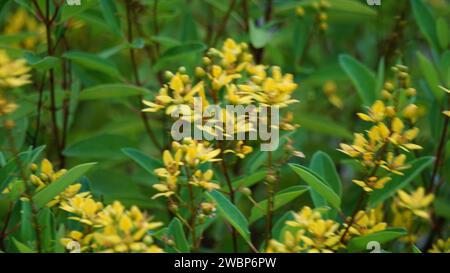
[3,119,15,130]
[164,70,174,79]
[295,7,305,17]
[406,88,416,97]
[240,187,252,196]
[195,67,206,77]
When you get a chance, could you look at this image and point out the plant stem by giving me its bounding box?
[6,129,42,252]
[220,156,238,252]
[125,2,162,151]
[32,74,47,148]
[40,0,64,166]
[428,110,449,193]
[212,0,237,45]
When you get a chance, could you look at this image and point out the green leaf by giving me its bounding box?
[310,151,342,197]
[293,18,308,65]
[60,0,98,21]
[38,208,54,253]
[20,199,34,243]
[231,170,267,190]
[121,148,163,176]
[11,238,36,253]
[206,190,251,244]
[347,228,408,253]
[168,218,190,253]
[79,84,149,100]
[153,42,206,72]
[412,0,439,50]
[272,211,294,240]
[24,53,59,72]
[160,42,206,59]
[328,0,377,17]
[417,52,443,100]
[374,58,385,97]
[33,162,97,209]
[54,225,66,253]
[64,134,134,159]
[289,164,341,210]
[309,151,342,214]
[412,245,422,253]
[436,17,449,50]
[0,146,45,192]
[435,196,450,220]
[63,51,122,79]
[249,21,271,49]
[368,157,434,208]
[339,54,376,106]
[295,113,353,140]
[99,0,122,36]
[249,186,309,223]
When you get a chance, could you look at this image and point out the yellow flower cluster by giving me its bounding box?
[153,138,222,199]
[295,0,331,32]
[339,65,422,192]
[428,238,450,253]
[343,207,387,239]
[389,187,434,242]
[18,159,80,207]
[0,96,18,116]
[61,197,163,253]
[0,50,31,89]
[323,80,343,109]
[3,9,45,50]
[142,38,299,135]
[267,206,388,253]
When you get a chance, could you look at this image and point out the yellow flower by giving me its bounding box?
[152,175,177,200]
[379,152,410,175]
[60,193,104,225]
[189,169,219,191]
[225,84,253,105]
[357,100,386,123]
[396,187,434,219]
[0,50,31,89]
[428,238,450,253]
[346,209,387,237]
[3,9,45,50]
[63,201,164,253]
[389,118,422,151]
[352,176,391,192]
[179,139,221,166]
[242,66,298,108]
[29,159,82,207]
[154,150,183,177]
[209,65,241,91]
[272,206,343,253]
[224,141,253,158]
[0,96,18,116]
[402,104,419,123]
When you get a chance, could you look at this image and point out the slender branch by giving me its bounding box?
[220,153,238,252]
[242,0,249,33]
[32,74,47,147]
[125,2,162,151]
[428,111,449,193]
[212,0,237,45]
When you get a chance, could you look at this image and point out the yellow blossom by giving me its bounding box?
[0,50,31,89]
[396,187,434,219]
[428,238,450,253]
[352,176,391,192]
